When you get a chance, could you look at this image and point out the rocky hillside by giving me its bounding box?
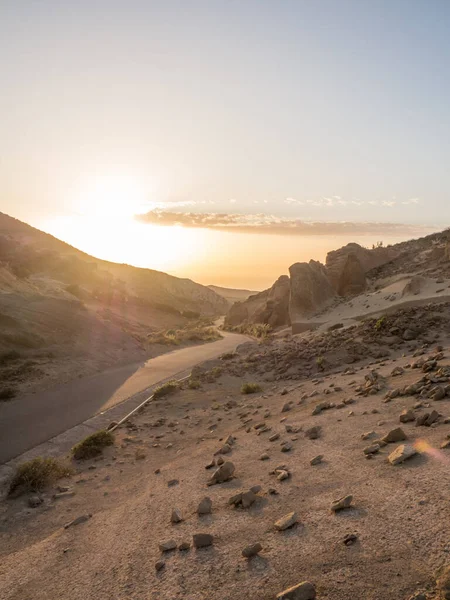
[207,285,258,306]
[0,212,228,395]
[225,230,450,332]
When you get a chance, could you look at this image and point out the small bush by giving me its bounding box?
[374,316,386,331]
[9,457,73,495]
[0,387,16,401]
[241,382,262,395]
[72,430,114,460]
[153,380,179,400]
[187,378,201,389]
[316,356,325,371]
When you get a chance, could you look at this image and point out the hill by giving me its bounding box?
[207,284,259,306]
[0,212,228,395]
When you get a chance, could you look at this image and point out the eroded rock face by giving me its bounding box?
[326,243,396,297]
[289,261,336,322]
[224,275,290,328]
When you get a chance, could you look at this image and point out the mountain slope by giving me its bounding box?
[0,212,228,395]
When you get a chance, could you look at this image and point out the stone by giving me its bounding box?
[155,560,165,571]
[388,444,417,465]
[217,456,224,465]
[400,409,415,423]
[64,514,91,529]
[250,484,262,494]
[274,511,298,531]
[277,469,290,481]
[305,426,321,440]
[197,497,212,514]
[361,431,377,440]
[260,453,270,460]
[178,541,191,551]
[382,427,407,443]
[310,455,323,466]
[281,441,292,452]
[241,490,257,508]
[215,443,232,455]
[171,508,183,523]
[205,459,215,469]
[28,495,43,508]
[159,539,177,552]
[242,542,263,558]
[208,461,235,485]
[331,495,353,512]
[193,533,213,548]
[363,443,380,455]
[168,479,179,487]
[343,533,358,546]
[269,433,280,442]
[403,329,418,341]
[281,402,291,413]
[276,580,316,600]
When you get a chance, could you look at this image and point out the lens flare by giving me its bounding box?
[414,439,450,464]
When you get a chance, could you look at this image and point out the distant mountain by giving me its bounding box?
[207,284,259,306]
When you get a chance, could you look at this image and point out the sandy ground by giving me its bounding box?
[1,339,450,599]
[300,275,450,333]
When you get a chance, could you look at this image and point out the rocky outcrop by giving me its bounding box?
[289,261,335,323]
[326,243,396,296]
[224,276,290,328]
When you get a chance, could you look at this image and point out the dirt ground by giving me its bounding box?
[1,339,450,599]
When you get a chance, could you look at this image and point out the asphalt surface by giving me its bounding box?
[0,331,250,464]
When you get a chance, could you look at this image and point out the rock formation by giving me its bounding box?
[289,261,335,324]
[224,275,290,328]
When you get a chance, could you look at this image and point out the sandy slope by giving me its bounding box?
[1,337,450,599]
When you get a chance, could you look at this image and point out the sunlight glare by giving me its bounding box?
[76,174,151,218]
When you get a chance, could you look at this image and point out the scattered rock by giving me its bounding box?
[168,479,179,487]
[363,443,380,455]
[305,426,321,440]
[382,427,407,443]
[269,433,280,442]
[159,539,177,552]
[28,495,43,508]
[171,508,183,523]
[274,511,298,531]
[399,409,415,423]
[208,461,235,485]
[281,441,292,452]
[343,533,358,546]
[260,453,270,460]
[64,514,91,529]
[281,402,291,413]
[331,495,353,512]
[193,533,213,548]
[155,560,165,571]
[310,454,323,466]
[197,497,212,514]
[276,580,316,600]
[178,541,191,551]
[388,444,418,465]
[242,542,263,558]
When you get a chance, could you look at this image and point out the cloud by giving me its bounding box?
[402,198,420,205]
[229,198,237,204]
[136,209,438,237]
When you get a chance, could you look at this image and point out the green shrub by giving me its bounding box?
[72,430,114,460]
[374,316,386,331]
[9,457,73,495]
[0,387,16,401]
[241,382,262,394]
[153,380,179,400]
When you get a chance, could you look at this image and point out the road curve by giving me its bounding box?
[0,331,251,464]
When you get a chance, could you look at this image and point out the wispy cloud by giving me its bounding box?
[282,197,421,208]
[136,209,436,237]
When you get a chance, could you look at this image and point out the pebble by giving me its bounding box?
[193,533,213,548]
[171,508,183,523]
[242,542,262,558]
[155,560,165,571]
[64,514,91,529]
[159,539,177,552]
[276,581,316,599]
[197,497,212,514]
[274,511,298,531]
[310,455,323,466]
[331,495,353,512]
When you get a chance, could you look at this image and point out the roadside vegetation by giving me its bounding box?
[147,319,222,347]
[241,382,263,394]
[72,430,114,460]
[9,457,73,495]
[223,323,272,340]
[153,380,180,400]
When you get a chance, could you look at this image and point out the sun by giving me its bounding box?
[76,174,149,218]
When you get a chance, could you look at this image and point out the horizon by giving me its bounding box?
[2,1,450,287]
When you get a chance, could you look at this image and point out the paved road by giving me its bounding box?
[0,331,250,464]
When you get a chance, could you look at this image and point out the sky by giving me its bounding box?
[1,0,449,289]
